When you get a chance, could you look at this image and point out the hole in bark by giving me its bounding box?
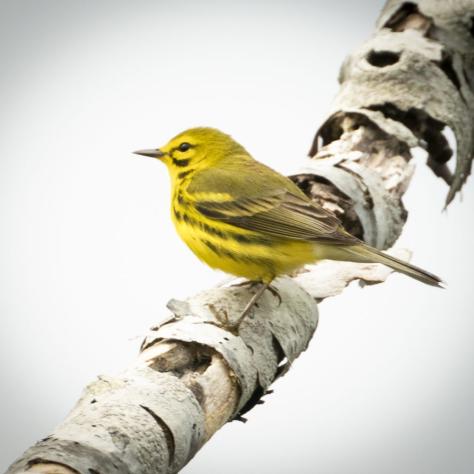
[89,469,100,474]
[90,398,97,404]
[470,16,474,37]
[367,103,453,168]
[438,54,461,90]
[424,123,453,164]
[140,405,175,464]
[367,50,400,67]
[290,173,364,239]
[309,115,344,154]
[148,340,213,375]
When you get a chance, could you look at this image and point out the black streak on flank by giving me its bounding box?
[175,205,266,245]
[202,239,240,261]
[173,208,182,221]
[177,193,185,205]
[203,239,221,255]
[178,169,193,180]
[202,223,227,239]
[172,158,190,167]
[229,233,271,245]
[202,239,274,267]
[174,210,198,228]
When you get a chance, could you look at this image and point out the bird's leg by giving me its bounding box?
[235,280,282,306]
[234,281,270,327]
[266,285,282,306]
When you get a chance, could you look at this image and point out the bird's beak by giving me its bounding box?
[133,148,165,159]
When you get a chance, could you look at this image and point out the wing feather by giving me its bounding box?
[195,190,357,245]
[187,161,357,244]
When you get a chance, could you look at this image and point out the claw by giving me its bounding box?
[232,280,261,290]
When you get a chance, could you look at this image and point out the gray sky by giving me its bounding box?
[1,1,473,473]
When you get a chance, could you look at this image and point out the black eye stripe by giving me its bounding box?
[169,143,194,166]
[172,157,190,167]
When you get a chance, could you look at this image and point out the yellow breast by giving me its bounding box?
[170,188,316,283]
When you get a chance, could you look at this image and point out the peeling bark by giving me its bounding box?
[7,1,474,473]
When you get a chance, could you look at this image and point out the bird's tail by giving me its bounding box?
[337,243,444,288]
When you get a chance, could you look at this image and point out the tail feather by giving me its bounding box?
[342,244,444,288]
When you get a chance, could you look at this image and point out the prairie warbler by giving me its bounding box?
[135,128,441,320]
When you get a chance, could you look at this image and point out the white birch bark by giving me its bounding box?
[7,1,474,473]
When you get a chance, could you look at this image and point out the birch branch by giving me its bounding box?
[7,1,474,473]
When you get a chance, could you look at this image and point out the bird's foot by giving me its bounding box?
[232,280,281,305]
[232,280,262,290]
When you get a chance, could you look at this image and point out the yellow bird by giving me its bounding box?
[135,127,442,320]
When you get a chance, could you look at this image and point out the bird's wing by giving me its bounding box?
[190,168,357,244]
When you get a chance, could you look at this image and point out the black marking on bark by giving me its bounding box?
[438,53,461,90]
[186,380,206,405]
[234,415,248,423]
[233,385,266,420]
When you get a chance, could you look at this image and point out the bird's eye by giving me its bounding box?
[178,142,191,152]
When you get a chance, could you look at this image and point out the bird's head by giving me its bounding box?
[134,127,247,176]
